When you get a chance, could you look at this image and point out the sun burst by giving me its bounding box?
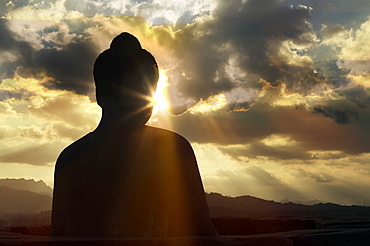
[152,69,170,113]
[147,69,171,124]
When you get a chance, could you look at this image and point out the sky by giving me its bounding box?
[1,0,370,206]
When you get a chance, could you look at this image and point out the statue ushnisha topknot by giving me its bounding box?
[110,32,142,50]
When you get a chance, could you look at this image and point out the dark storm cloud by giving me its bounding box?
[341,85,370,109]
[164,102,370,160]
[0,18,99,95]
[313,106,358,124]
[312,88,370,124]
[35,38,98,94]
[167,0,321,112]
[0,19,37,81]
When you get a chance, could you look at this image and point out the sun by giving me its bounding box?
[148,69,170,123]
[151,69,170,114]
[136,68,171,125]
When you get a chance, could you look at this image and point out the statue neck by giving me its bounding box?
[97,108,151,129]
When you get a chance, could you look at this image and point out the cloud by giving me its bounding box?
[164,101,370,159]
[296,168,336,183]
[319,23,349,45]
[335,18,370,89]
[0,125,12,140]
[1,0,368,122]
[0,88,36,101]
[218,140,313,161]
[62,0,216,24]
[0,77,101,166]
[157,0,370,124]
[0,19,37,81]
[312,106,358,124]
[0,17,101,95]
[198,148,370,204]
[27,90,101,132]
[166,0,322,113]
[339,17,370,61]
[1,0,369,166]
[34,38,98,94]
[338,59,370,77]
[0,143,62,166]
[341,85,370,108]
[0,13,174,98]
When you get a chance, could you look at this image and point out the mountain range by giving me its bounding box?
[0,178,52,196]
[206,192,370,219]
[1,179,370,243]
[0,185,52,213]
[1,178,370,219]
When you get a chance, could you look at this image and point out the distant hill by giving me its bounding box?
[0,186,52,213]
[0,178,52,196]
[206,192,370,219]
[1,179,370,220]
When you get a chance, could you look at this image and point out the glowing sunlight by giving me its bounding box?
[150,69,170,121]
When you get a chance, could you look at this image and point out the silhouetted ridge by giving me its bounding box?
[206,193,370,218]
[0,178,52,196]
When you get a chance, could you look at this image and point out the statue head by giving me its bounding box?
[93,32,159,125]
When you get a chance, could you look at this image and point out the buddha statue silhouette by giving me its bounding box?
[51,32,216,238]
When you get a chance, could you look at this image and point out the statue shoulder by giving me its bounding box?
[145,126,192,146]
[55,133,94,169]
[144,126,196,164]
